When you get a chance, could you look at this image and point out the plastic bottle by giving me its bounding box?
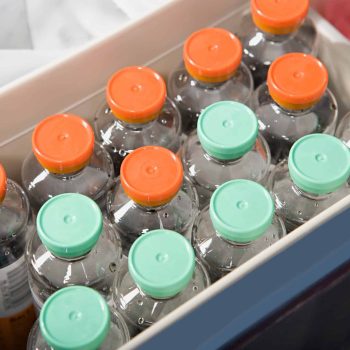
[193,179,286,282]
[183,101,271,208]
[251,53,338,164]
[0,164,36,350]
[168,27,253,135]
[336,111,350,147]
[27,286,129,350]
[26,193,122,310]
[107,146,199,253]
[94,66,181,174]
[240,0,318,87]
[269,134,350,232]
[113,229,210,335]
[22,114,114,212]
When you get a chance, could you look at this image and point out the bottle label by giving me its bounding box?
[0,256,32,315]
[0,256,36,350]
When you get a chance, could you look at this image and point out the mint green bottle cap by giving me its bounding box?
[210,179,274,243]
[289,134,350,195]
[37,193,103,258]
[128,229,195,299]
[197,101,258,160]
[40,286,110,350]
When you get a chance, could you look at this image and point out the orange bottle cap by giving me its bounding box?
[32,114,95,174]
[0,164,7,202]
[183,28,242,83]
[251,0,309,35]
[106,66,166,124]
[120,146,183,207]
[267,53,328,110]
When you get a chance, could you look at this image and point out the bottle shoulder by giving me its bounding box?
[113,259,209,331]
[193,207,286,279]
[107,177,198,232]
[21,143,114,210]
[0,178,33,241]
[183,132,270,189]
[168,62,253,110]
[252,85,338,139]
[94,99,181,153]
[269,162,350,228]
[241,16,318,62]
[336,111,350,145]
[26,218,122,291]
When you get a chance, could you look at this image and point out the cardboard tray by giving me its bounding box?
[1,1,349,348]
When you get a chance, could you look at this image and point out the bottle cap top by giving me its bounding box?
[32,114,94,174]
[210,180,274,243]
[0,164,7,203]
[129,229,195,299]
[183,28,242,83]
[120,146,183,207]
[106,66,166,124]
[37,193,103,258]
[198,101,258,160]
[251,0,309,35]
[289,134,350,195]
[40,286,110,350]
[268,53,328,110]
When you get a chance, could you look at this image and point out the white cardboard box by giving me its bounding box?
[1,1,350,349]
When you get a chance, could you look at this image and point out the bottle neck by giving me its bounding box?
[291,182,332,200]
[49,167,86,179]
[257,27,296,43]
[109,107,157,131]
[273,101,315,116]
[195,79,227,89]
[137,284,182,301]
[203,150,243,165]
[118,118,156,131]
[49,250,91,262]
[134,201,171,212]
[215,230,253,247]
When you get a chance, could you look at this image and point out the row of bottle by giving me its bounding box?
[2,125,350,347]
[20,50,345,212]
[19,0,333,208]
[18,0,347,217]
[18,102,350,232]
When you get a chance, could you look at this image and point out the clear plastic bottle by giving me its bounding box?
[183,101,271,208]
[336,111,350,147]
[22,114,115,213]
[27,286,129,350]
[240,0,318,87]
[94,66,181,174]
[193,179,286,282]
[251,53,338,164]
[269,134,350,232]
[107,146,199,254]
[113,229,210,335]
[0,164,36,350]
[168,28,253,135]
[26,193,122,310]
